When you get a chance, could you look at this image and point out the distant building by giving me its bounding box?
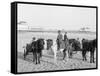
[80,27,96,32]
[18,24,44,32]
[18,24,29,30]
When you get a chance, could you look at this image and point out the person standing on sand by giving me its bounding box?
[30,37,36,44]
[56,30,63,50]
[31,37,37,62]
[64,32,69,49]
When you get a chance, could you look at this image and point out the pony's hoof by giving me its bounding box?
[93,60,95,63]
[90,61,92,63]
[39,62,40,64]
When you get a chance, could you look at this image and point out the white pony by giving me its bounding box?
[44,38,82,64]
[51,40,69,63]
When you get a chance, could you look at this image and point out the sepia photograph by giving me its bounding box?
[16,2,97,73]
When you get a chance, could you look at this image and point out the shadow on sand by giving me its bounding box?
[18,52,58,66]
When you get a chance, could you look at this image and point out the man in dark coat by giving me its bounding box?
[64,32,69,48]
[56,30,63,50]
[64,32,68,41]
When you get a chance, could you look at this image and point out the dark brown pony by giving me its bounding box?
[63,39,82,59]
[82,38,97,63]
[24,38,45,64]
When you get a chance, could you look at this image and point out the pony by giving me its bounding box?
[82,38,97,63]
[50,40,70,63]
[23,38,45,64]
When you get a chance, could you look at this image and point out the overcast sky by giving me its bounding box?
[18,4,96,31]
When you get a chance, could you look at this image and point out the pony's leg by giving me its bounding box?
[40,51,42,58]
[90,51,92,63]
[33,52,35,62]
[38,53,41,64]
[24,49,26,60]
[66,49,69,61]
[57,42,60,51]
[82,50,86,61]
[63,49,66,60]
[54,51,57,64]
[70,50,73,58]
[65,47,70,61]
[90,49,95,63]
[84,54,87,61]
[24,48,28,60]
[82,51,84,61]
[35,53,38,64]
[68,47,71,58]
[93,50,95,63]
[67,47,70,58]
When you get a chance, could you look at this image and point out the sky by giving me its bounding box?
[18,4,96,31]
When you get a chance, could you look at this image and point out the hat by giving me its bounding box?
[65,32,67,34]
[32,37,36,40]
[58,30,61,33]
